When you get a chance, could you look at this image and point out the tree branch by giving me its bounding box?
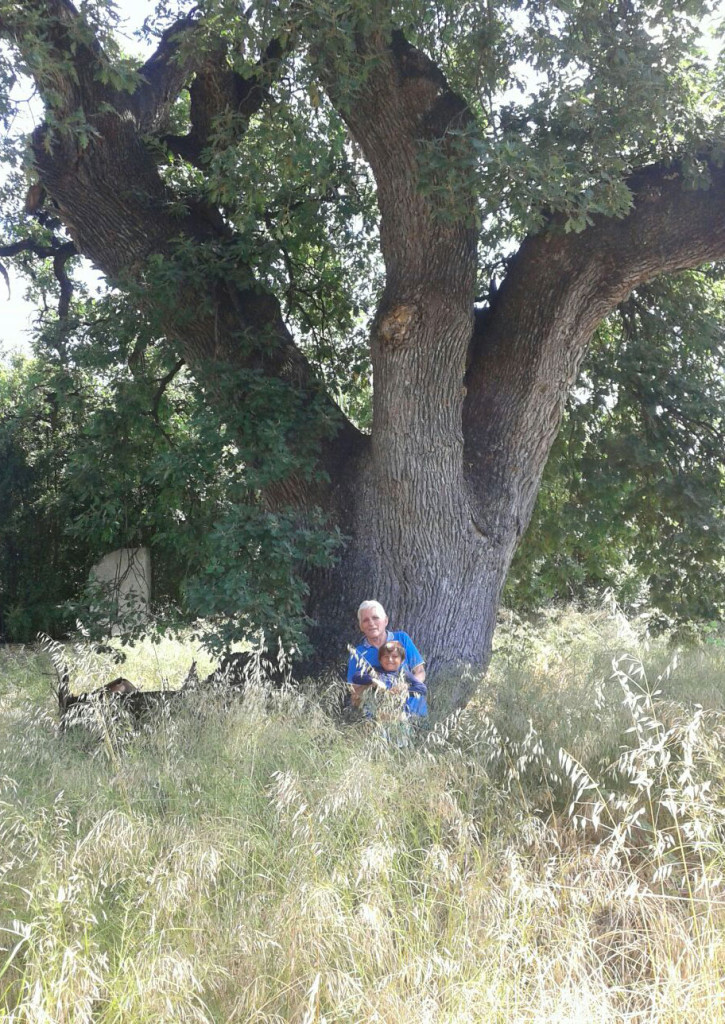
[318,28,475,300]
[0,238,76,317]
[0,238,75,261]
[149,359,185,425]
[162,36,288,166]
[1,0,108,112]
[134,13,205,133]
[4,2,364,507]
[468,159,725,379]
[53,246,74,319]
[463,157,725,543]
[1,2,203,134]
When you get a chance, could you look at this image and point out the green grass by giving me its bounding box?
[1,609,725,1022]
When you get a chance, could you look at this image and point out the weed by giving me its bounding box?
[1,613,724,1022]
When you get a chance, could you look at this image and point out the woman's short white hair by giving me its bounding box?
[357,600,387,624]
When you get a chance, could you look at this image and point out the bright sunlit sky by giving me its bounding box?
[1,2,722,361]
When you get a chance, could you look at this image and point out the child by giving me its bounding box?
[350,639,428,719]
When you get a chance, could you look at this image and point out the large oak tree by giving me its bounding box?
[1,0,724,701]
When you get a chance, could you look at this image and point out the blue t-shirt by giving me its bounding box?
[346,630,424,682]
[351,665,428,718]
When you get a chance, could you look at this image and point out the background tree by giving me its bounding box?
[0,292,339,646]
[1,0,724,702]
[0,354,84,640]
[507,267,725,623]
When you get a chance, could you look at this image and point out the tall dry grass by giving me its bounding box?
[1,609,725,1023]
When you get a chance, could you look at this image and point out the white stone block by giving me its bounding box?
[89,547,151,635]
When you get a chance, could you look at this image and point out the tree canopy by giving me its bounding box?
[0,0,723,694]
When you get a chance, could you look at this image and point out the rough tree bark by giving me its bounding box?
[3,1,725,704]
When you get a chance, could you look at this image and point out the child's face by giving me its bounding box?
[379,648,404,671]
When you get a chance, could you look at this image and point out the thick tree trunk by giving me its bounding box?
[293,28,499,697]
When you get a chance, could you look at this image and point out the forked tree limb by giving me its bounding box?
[0,238,76,315]
[1,5,336,413]
[463,158,725,542]
[0,238,75,260]
[162,36,289,166]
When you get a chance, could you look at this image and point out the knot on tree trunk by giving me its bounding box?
[378,304,416,348]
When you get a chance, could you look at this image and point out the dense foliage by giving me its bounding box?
[2,262,723,641]
[0,297,340,646]
[0,0,723,669]
[507,267,725,623]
